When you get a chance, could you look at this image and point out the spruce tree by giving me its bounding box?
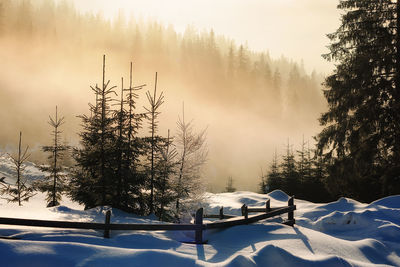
[122,62,146,213]
[317,0,400,201]
[0,132,35,206]
[265,149,282,193]
[154,129,177,221]
[226,43,235,80]
[70,55,117,209]
[35,106,70,207]
[113,77,128,208]
[296,137,307,182]
[225,176,236,192]
[309,149,332,202]
[174,105,207,219]
[144,72,165,214]
[280,140,299,195]
[259,168,267,194]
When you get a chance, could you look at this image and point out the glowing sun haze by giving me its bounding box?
[70,0,340,73]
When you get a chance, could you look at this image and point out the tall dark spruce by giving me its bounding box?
[318,0,400,201]
[70,55,117,209]
[122,62,146,213]
[279,141,299,195]
[154,129,177,221]
[265,149,281,193]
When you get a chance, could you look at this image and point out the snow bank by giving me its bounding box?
[0,160,399,266]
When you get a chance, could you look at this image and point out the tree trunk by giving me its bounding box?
[17,132,22,206]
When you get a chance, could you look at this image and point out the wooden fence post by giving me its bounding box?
[241,204,248,220]
[266,199,271,213]
[219,207,224,220]
[195,208,203,244]
[288,196,295,226]
[104,210,111,238]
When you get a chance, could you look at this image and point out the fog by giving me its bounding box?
[0,0,331,192]
[71,0,341,74]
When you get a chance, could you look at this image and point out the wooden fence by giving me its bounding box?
[0,196,296,244]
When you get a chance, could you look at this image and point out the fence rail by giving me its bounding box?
[0,196,296,244]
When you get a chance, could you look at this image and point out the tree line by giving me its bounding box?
[0,56,207,222]
[0,0,325,120]
[260,139,331,203]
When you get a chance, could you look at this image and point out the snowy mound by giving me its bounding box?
[370,195,400,209]
[268,189,290,202]
[0,161,399,266]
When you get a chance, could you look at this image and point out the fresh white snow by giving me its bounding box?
[0,156,399,266]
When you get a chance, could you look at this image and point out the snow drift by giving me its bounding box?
[0,158,399,266]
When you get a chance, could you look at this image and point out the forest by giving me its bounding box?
[0,0,327,192]
[262,0,400,203]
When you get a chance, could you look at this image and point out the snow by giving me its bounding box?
[0,159,399,266]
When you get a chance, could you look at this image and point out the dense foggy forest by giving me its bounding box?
[0,0,327,192]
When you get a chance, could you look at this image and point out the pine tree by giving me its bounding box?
[154,129,177,221]
[259,168,267,194]
[317,0,400,201]
[35,106,70,207]
[0,132,35,206]
[121,62,146,213]
[113,77,128,208]
[70,55,117,209]
[265,149,282,193]
[272,69,282,108]
[296,137,307,182]
[225,176,236,192]
[308,149,332,202]
[226,43,235,80]
[280,140,299,195]
[174,104,207,219]
[300,140,330,202]
[287,65,302,110]
[144,72,165,214]
[237,44,248,77]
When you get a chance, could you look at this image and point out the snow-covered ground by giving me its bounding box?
[0,155,399,266]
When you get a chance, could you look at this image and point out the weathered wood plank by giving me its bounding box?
[203,214,236,219]
[0,217,106,230]
[0,217,202,231]
[205,205,296,229]
[247,207,285,213]
[109,223,202,231]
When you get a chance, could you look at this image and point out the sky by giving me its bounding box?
[70,0,341,74]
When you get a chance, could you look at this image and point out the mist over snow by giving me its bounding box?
[0,160,399,266]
